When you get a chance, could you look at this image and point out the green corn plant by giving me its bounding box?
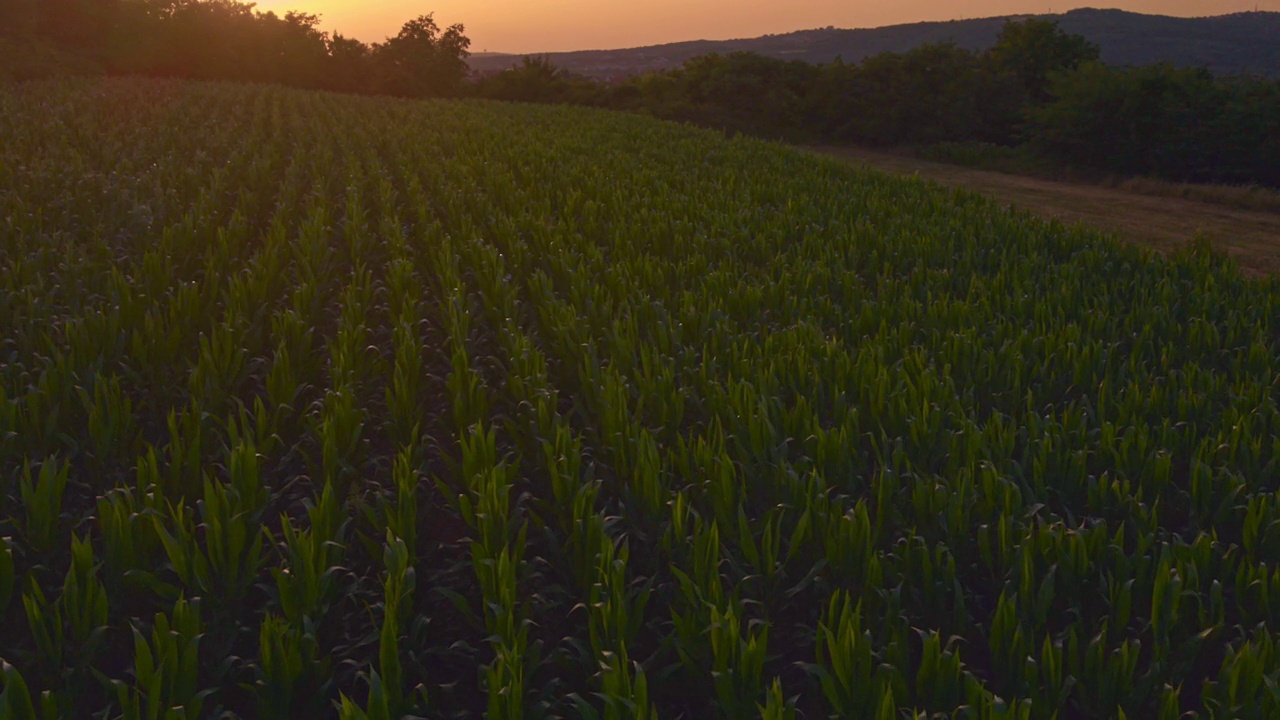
[819,500,882,591]
[446,344,489,437]
[580,651,658,720]
[188,323,248,411]
[542,424,587,534]
[708,604,769,720]
[735,504,791,584]
[378,532,414,718]
[625,427,667,525]
[758,678,796,720]
[1156,684,1181,720]
[874,688,896,720]
[255,613,322,719]
[111,596,207,720]
[386,318,424,448]
[587,538,649,663]
[161,407,207,502]
[152,501,208,601]
[227,396,282,463]
[96,486,161,596]
[485,643,525,720]
[565,483,606,592]
[457,425,522,560]
[308,478,345,555]
[332,538,427,717]
[18,457,69,556]
[23,582,65,677]
[77,374,138,466]
[198,476,266,605]
[270,516,339,628]
[60,534,109,656]
[1204,629,1279,720]
[317,387,364,496]
[670,516,726,671]
[265,341,304,418]
[0,659,43,720]
[384,257,418,321]
[469,539,527,720]
[331,264,376,385]
[271,476,345,622]
[913,630,966,713]
[812,591,875,718]
[23,534,110,684]
[988,590,1028,696]
[17,363,73,457]
[383,446,419,564]
[225,434,268,518]
[336,669,393,720]
[155,477,265,606]
[335,692,374,720]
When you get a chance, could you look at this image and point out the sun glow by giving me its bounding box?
[249,0,1280,53]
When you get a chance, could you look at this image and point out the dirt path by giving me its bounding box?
[808,145,1280,277]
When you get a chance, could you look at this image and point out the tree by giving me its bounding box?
[372,14,470,98]
[473,56,602,104]
[823,43,1017,146]
[253,10,331,88]
[1028,62,1223,180]
[669,52,818,137]
[986,19,1100,102]
[327,33,372,94]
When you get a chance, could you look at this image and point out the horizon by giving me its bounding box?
[248,1,1280,54]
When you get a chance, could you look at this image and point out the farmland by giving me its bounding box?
[1,78,1279,719]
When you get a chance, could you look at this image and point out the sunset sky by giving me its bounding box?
[250,0,1280,53]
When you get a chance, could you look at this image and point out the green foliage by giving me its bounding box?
[473,56,603,105]
[759,678,796,720]
[153,475,265,606]
[2,78,1280,719]
[255,614,304,717]
[18,458,69,556]
[987,18,1101,101]
[481,24,1276,188]
[371,14,472,98]
[110,596,207,720]
[1030,61,1280,185]
[0,660,38,720]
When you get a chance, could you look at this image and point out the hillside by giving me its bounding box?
[469,8,1280,78]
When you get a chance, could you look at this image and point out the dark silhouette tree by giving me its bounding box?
[327,33,373,94]
[1029,62,1223,180]
[372,14,471,98]
[986,19,1101,102]
[474,56,604,104]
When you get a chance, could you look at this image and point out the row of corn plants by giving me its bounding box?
[2,77,1279,719]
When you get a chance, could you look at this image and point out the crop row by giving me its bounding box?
[1,78,1278,719]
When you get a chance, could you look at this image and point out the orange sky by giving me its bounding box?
[250,1,1280,53]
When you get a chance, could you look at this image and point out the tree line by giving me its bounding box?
[0,0,471,96]
[4,3,1278,188]
[473,21,1280,188]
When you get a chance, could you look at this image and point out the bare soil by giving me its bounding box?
[808,145,1280,277]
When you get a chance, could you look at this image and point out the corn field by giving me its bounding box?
[1,78,1279,720]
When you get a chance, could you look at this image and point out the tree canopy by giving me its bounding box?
[2,0,471,97]
[987,18,1102,102]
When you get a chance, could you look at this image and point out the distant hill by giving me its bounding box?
[468,8,1280,79]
